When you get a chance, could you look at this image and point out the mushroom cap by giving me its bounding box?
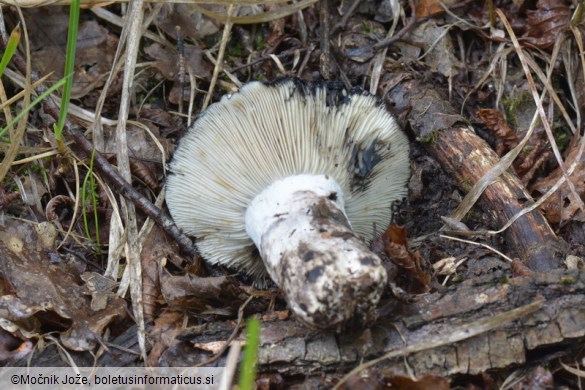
[166,78,410,278]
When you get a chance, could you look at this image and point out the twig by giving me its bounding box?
[176,25,185,115]
[373,0,475,51]
[319,0,333,79]
[0,33,200,261]
[330,0,361,36]
[373,0,417,51]
[195,295,254,367]
[230,47,310,73]
[68,128,200,260]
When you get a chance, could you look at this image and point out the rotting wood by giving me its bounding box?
[380,72,565,272]
[172,269,585,378]
[19,269,585,375]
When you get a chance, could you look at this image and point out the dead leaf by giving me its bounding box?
[371,224,431,294]
[160,273,248,315]
[524,0,572,49]
[155,4,219,40]
[81,272,119,311]
[510,366,553,390]
[397,19,463,78]
[144,42,212,82]
[140,225,193,323]
[0,328,34,364]
[476,108,550,182]
[25,9,118,98]
[147,311,184,366]
[339,18,386,64]
[0,220,126,351]
[415,0,445,18]
[477,108,518,156]
[531,140,585,224]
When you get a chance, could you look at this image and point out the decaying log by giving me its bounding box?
[379,72,564,272]
[176,269,585,378]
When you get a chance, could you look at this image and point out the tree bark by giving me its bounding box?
[175,269,585,378]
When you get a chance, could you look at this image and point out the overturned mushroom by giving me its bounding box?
[166,78,410,330]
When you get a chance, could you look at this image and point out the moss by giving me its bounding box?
[553,126,571,152]
[459,178,473,192]
[254,31,267,51]
[560,276,575,285]
[416,130,438,144]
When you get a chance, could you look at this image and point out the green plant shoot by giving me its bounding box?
[238,317,260,390]
[81,148,100,250]
[0,24,21,78]
[54,0,80,143]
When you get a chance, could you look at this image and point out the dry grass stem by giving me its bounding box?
[0,71,52,111]
[0,8,31,184]
[202,4,235,110]
[1,0,298,6]
[112,0,147,362]
[192,0,318,24]
[497,9,585,216]
[439,234,514,263]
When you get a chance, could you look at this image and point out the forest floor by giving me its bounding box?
[1,0,585,388]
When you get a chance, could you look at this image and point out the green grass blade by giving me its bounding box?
[0,24,21,78]
[55,0,80,141]
[238,318,260,390]
[82,166,92,242]
[0,75,69,139]
[81,149,101,250]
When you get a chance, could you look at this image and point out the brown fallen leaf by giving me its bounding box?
[371,224,431,295]
[155,4,219,41]
[147,310,184,366]
[415,0,445,18]
[160,272,249,315]
[144,42,212,82]
[0,220,126,351]
[0,328,33,364]
[524,0,572,49]
[531,139,585,224]
[476,108,518,156]
[25,9,118,99]
[140,224,196,323]
[476,108,550,182]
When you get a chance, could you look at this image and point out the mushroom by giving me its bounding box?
[166,78,410,330]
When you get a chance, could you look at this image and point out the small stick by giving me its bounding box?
[230,47,310,73]
[319,0,333,79]
[373,0,417,51]
[0,34,200,261]
[176,25,185,115]
[330,0,361,35]
[68,128,200,260]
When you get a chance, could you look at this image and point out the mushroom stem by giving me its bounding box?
[245,174,387,329]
